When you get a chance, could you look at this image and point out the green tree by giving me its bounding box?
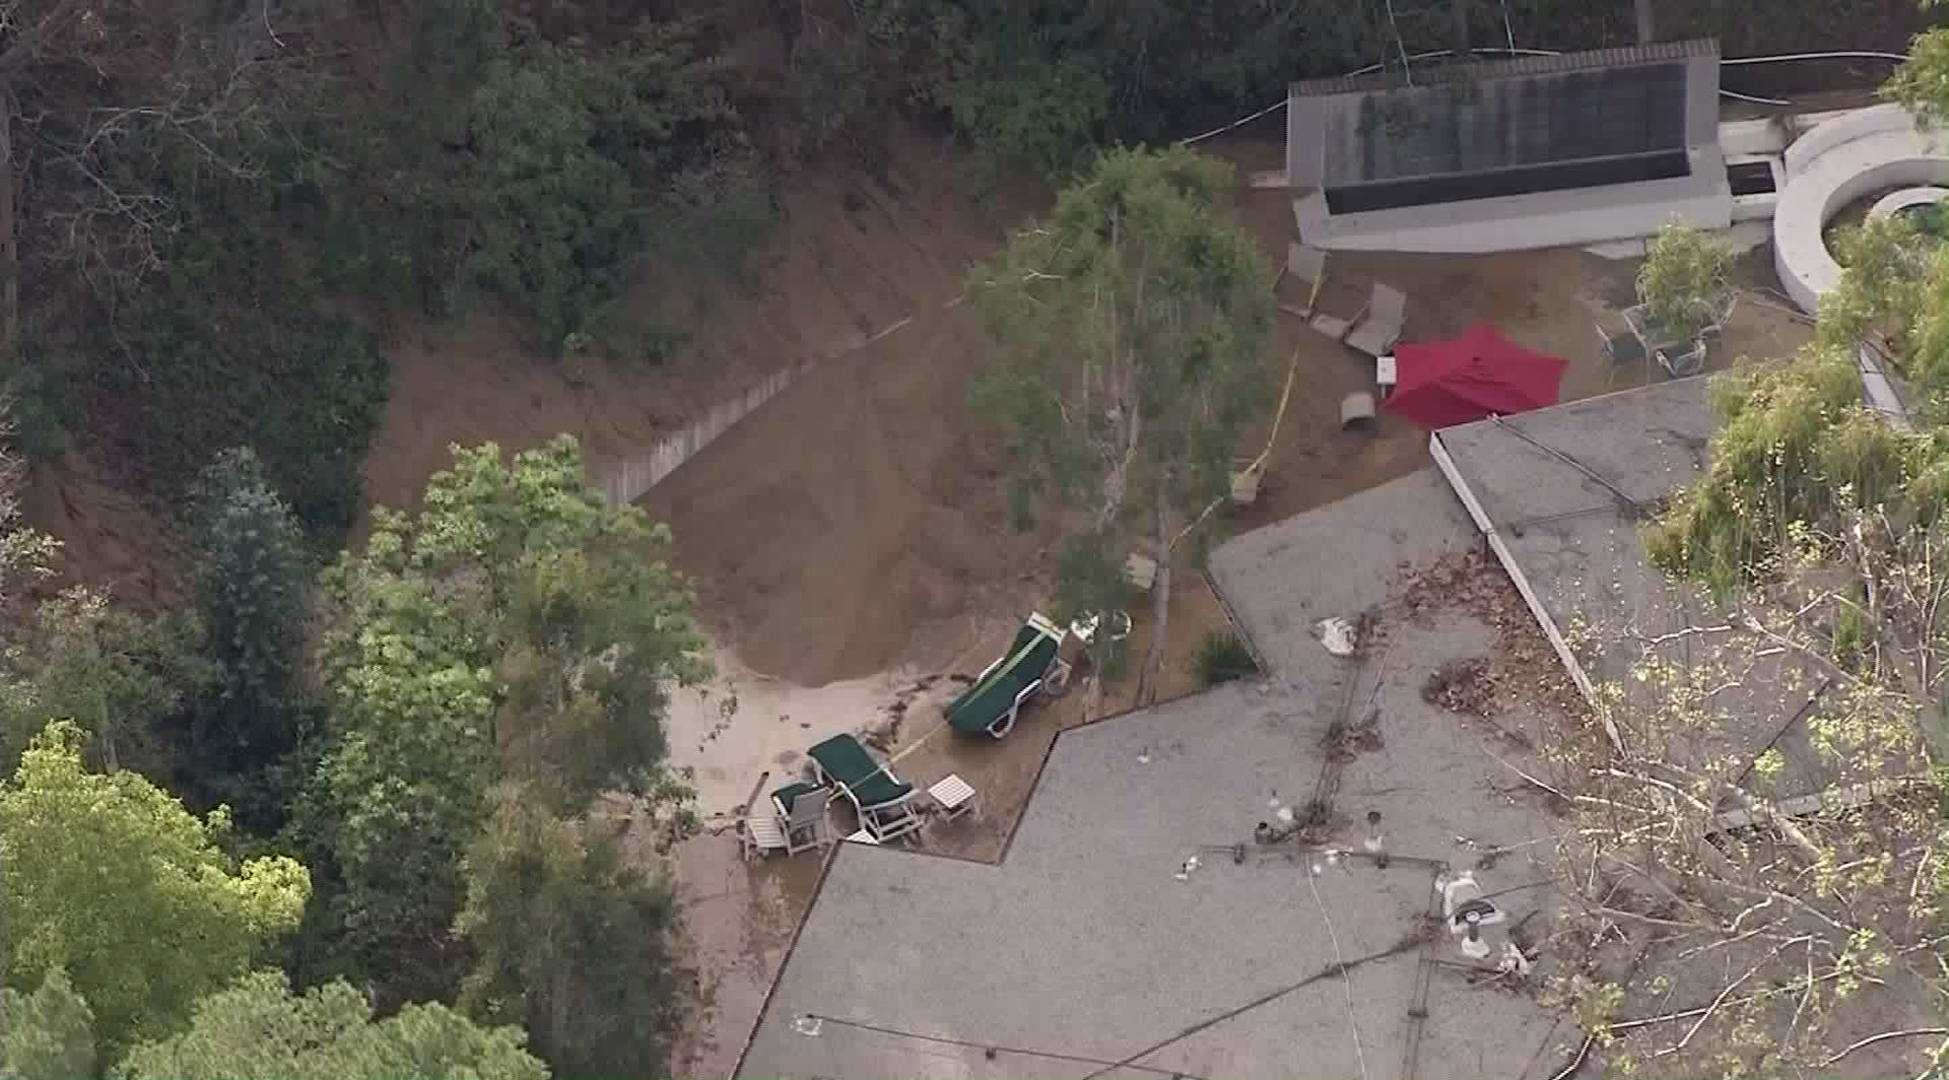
[303,534,498,998]
[456,791,688,1080]
[451,30,738,352]
[1881,27,1949,128]
[191,447,305,720]
[301,435,708,1001]
[184,447,310,828]
[0,722,309,1052]
[0,587,210,773]
[1635,221,1735,343]
[970,146,1272,700]
[0,967,96,1080]
[412,437,711,813]
[118,970,548,1080]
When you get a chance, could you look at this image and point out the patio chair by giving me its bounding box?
[1309,297,1363,342]
[1278,243,1327,319]
[945,613,1071,739]
[738,812,788,862]
[806,733,923,843]
[772,781,831,856]
[1345,283,1408,357]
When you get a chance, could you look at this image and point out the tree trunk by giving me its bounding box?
[1634,0,1655,44]
[0,84,18,360]
[1451,0,1472,59]
[1139,493,1171,707]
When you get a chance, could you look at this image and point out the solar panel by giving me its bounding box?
[1325,61,1691,188]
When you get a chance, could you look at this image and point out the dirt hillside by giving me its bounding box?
[364,127,1044,518]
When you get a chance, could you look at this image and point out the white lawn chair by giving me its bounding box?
[1309,298,1363,342]
[1346,283,1408,357]
[777,785,831,855]
[1279,243,1328,319]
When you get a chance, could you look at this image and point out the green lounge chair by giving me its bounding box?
[947,612,1070,739]
[805,734,922,843]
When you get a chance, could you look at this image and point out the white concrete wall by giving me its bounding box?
[1783,103,1918,178]
[594,365,804,507]
[1772,122,1949,312]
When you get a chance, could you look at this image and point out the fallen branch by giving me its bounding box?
[1815,1027,1949,1069]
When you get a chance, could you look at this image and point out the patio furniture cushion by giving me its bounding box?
[772,781,822,813]
[808,734,912,809]
[947,618,1062,734]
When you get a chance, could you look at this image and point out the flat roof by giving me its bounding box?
[736,378,1940,1080]
[1433,376,1846,799]
[734,471,1569,1080]
[1292,40,1718,190]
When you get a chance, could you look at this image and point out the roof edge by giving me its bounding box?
[1290,38,1720,99]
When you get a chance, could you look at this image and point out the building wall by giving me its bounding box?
[1286,44,1727,254]
[1294,148,1731,253]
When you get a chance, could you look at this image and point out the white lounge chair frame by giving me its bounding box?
[810,749,925,844]
[778,788,831,855]
[1278,243,1328,319]
[962,612,1072,740]
[1345,283,1407,357]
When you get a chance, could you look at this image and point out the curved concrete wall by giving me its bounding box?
[1772,107,1949,313]
[1868,186,1949,219]
[1782,103,1916,178]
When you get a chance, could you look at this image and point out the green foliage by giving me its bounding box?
[1881,28,1949,129]
[1192,630,1256,686]
[0,722,309,1053]
[190,449,307,773]
[118,970,549,1080]
[304,522,497,996]
[1049,532,1136,672]
[298,435,708,1001]
[1645,350,1919,592]
[350,13,747,355]
[93,276,389,543]
[934,38,1109,179]
[1636,221,1735,342]
[4,353,74,465]
[456,792,688,1080]
[971,145,1273,540]
[972,146,1270,685]
[859,0,1379,174]
[0,968,97,1080]
[0,587,212,775]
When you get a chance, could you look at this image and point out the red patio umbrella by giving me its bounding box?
[1383,323,1569,429]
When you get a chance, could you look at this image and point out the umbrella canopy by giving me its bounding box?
[1384,324,1569,429]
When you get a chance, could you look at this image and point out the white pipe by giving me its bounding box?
[1722,51,1907,65]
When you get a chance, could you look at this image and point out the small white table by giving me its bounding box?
[1376,354,1397,395]
[929,774,979,822]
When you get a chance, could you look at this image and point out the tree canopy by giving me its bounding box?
[118,970,548,1080]
[0,587,210,775]
[455,791,690,1080]
[300,434,708,1002]
[0,721,309,1052]
[971,145,1272,697]
[0,968,96,1080]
